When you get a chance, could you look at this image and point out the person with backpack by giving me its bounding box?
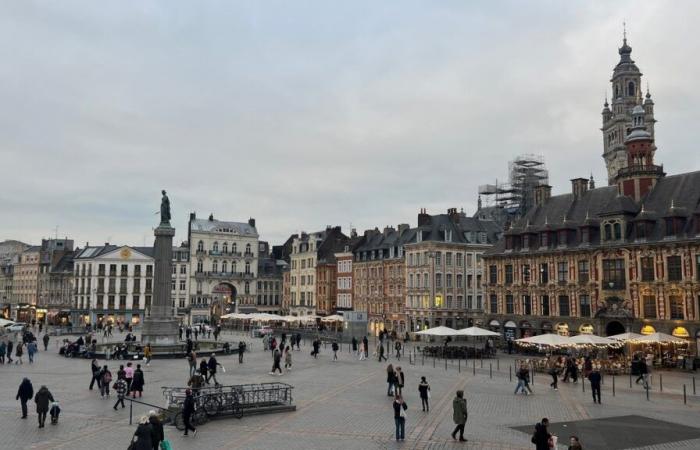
[100,365,113,397]
[331,341,339,361]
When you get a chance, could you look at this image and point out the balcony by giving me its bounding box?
[617,164,664,178]
[603,280,626,290]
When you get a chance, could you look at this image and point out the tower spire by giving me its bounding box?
[623,21,627,43]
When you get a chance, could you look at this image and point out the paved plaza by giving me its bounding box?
[1,331,699,450]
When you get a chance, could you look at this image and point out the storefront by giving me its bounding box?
[488,319,500,332]
[504,320,516,340]
[579,323,595,335]
[519,320,533,338]
[640,324,656,335]
[555,322,569,336]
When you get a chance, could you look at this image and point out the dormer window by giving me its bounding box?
[417,230,423,243]
[505,236,513,250]
[540,232,548,248]
[523,234,530,250]
[558,230,567,246]
[445,229,453,242]
[603,220,623,242]
[581,227,590,243]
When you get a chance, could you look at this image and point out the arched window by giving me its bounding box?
[212,260,218,273]
[604,223,612,241]
[628,81,635,97]
[232,262,237,273]
[245,243,251,255]
[222,243,228,254]
[222,261,228,273]
[245,262,250,274]
[213,242,219,252]
[245,281,250,294]
[197,241,204,252]
[614,222,622,240]
[232,243,237,253]
[197,260,203,273]
[615,85,620,98]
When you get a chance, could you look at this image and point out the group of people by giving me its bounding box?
[186,352,223,387]
[179,323,221,342]
[16,378,60,428]
[129,411,166,450]
[531,418,583,450]
[1,330,43,364]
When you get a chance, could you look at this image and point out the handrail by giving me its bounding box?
[127,397,175,425]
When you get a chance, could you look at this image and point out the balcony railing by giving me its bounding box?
[603,280,626,290]
[617,164,664,178]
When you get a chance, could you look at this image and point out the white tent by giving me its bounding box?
[321,314,344,322]
[455,326,499,337]
[608,332,644,342]
[415,326,458,336]
[516,333,571,347]
[0,318,15,327]
[634,332,687,344]
[568,334,617,346]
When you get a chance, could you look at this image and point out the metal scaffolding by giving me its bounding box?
[478,154,549,216]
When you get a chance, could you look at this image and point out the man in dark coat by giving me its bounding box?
[182,389,197,436]
[531,418,551,450]
[148,411,164,450]
[207,354,221,385]
[238,341,246,363]
[588,367,602,404]
[362,335,369,358]
[451,390,468,442]
[42,333,50,351]
[16,378,34,418]
[34,385,55,428]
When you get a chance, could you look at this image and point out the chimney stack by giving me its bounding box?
[248,218,256,228]
[533,185,552,207]
[417,208,431,226]
[189,212,196,221]
[571,178,589,198]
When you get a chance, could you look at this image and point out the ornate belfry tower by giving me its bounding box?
[601,30,656,185]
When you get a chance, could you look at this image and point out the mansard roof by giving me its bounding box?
[486,170,700,256]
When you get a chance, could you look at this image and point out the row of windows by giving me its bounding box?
[492,294,591,317]
[406,294,482,310]
[256,294,280,305]
[290,291,314,306]
[197,241,252,255]
[407,273,481,289]
[291,275,314,286]
[407,252,481,268]
[291,257,315,270]
[196,260,252,275]
[355,284,403,296]
[337,277,352,290]
[257,281,281,291]
[337,260,352,273]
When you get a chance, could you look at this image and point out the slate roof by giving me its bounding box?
[415,213,501,245]
[190,218,257,236]
[74,245,154,259]
[487,170,700,255]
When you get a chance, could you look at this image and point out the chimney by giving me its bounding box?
[383,226,395,237]
[248,218,256,228]
[533,185,552,207]
[350,228,357,238]
[448,207,460,223]
[417,208,431,226]
[189,212,196,221]
[571,178,589,198]
[397,223,409,234]
[208,213,214,221]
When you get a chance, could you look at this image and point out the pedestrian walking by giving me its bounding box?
[42,333,50,351]
[89,359,101,390]
[208,354,222,385]
[199,358,209,384]
[351,337,358,354]
[187,370,205,391]
[451,390,468,442]
[418,376,430,412]
[27,340,37,363]
[378,343,387,362]
[131,364,145,398]
[358,341,366,361]
[182,389,197,437]
[392,394,407,441]
[515,365,528,395]
[363,336,369,358]
[588,367,601,404]
[386,364,396,396]
[548,358,561,390]
[6,340,13,363]
[15,341,24,364]
[296,333,302,350]
[311,339,320,358]
[0,340,6,364]
[188,350,197,377]
[34,385,54,428]
[531,418,553,450]
[332,341,339,361]
[16,378,34,419]
[395,366,405,396]
[395,340,402,360]
[100,365,113,397]
[284,346,292,371]
[124,362,135,391]
[130,415,153,450]
[270,348,283,375]
[144,344,152,367]
[113,376,128,410]
[238,341,246,363]
[149,410,164,450]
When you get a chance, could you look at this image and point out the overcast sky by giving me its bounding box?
[2,1,699,248]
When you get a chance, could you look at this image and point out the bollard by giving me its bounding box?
[445,358,447,371]
[694,377,696,396]
[490,363,492,379]
[459,359,461,373]
[481,358,483,369]
[646,385,650,401]
[129,401,133,425]
[612,375,616,397]
[660,374,663,393]
[497,358,500,371]
[422,352,425,366]
[473,358,476,376]
[629,373,632,389]
[509,366,512,382]
[433,357,436,368]
[684,384,687,405]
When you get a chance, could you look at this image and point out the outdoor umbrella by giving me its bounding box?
[516,333,571,347]
[633,332,686,344]
[455,326,500,337]
[414,326,458,336]
[567,334,618,346]
[608,332,644,342]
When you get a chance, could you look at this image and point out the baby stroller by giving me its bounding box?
[50,401,61,425]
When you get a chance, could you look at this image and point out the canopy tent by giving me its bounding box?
[608,332,644,342]
[320,314,344,322]
[567,334,618,346]
[633,332,688,344]
[414,326,458,336]
[516,333,571,347]
[455,326,500,337]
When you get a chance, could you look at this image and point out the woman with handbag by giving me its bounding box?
[418,376,430,412]
[386,364,396,396]
[392,394,407,441]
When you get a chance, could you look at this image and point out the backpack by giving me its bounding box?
[103,372,112,383]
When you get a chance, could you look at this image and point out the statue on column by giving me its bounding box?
[160,190,171,225]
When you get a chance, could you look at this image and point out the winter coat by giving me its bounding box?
[418,382,430,399]
[588,371,602,387]
[452,397,468,424]
[183,395,195,416]
[132,423,153,450]
[114,379,128,398]
[0,342,5,356]
[34,387,54,413]
[392,400,407,419]
[16,379,34,401]
[149,416,164,445]
[208,357,219,373]
[15,343,23,357]
[131,369,145,391]
[531,423,551,450]
[396,371,405,387]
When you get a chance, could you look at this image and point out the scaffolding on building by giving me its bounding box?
[478,154,549,217]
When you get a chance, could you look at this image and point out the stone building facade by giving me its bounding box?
[483,38,700,348]
[188,213,259,322]
[404,208,501,332]
[0,240,28,319]
[37,238,74,323]
[353,225,413,335]
[14,246,41,322]
[256,241,285,314]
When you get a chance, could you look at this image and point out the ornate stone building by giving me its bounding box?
[484,39,700,346]
[188,213,259,323]
[404,208,501,332]
[256,241,285,314]
[353,225,414,335]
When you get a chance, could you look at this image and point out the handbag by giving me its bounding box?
[160,439,172,450]
[427,390,431,399]
[399,405,407,419]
